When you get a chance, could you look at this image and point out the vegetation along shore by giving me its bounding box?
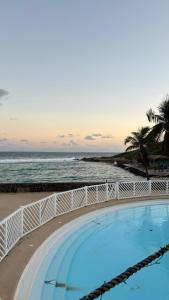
[82,95,169,179]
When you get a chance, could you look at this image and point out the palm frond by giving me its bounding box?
[131,131,138,136]
[146,109,161,123]
[139,126,150,136]
[125,145,138,152]
[124,136,137,145]
[148,123,164,142]
[159,97,169,121]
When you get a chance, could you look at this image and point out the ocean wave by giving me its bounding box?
[0,157,76,164]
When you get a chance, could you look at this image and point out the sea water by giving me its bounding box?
[0,152,142,183]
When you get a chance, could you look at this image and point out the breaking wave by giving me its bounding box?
[0,157,76,164]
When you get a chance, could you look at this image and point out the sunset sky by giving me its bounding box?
[0,0,169,152]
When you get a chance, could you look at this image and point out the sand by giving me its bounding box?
[0,192,52,220]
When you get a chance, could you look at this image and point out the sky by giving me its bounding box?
[0,0,169,152]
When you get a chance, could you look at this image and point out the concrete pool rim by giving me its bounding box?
[14,199,169,300]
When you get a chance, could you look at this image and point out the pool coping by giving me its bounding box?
[13,198,169,300]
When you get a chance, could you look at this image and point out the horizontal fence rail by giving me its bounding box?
[0,180,169,262]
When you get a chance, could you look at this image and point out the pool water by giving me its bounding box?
[29,202,169,300]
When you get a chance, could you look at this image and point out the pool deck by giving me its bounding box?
[0,194,169,300]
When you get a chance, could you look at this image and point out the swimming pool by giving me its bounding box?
[14,200,169,300]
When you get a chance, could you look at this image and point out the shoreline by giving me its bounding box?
[81,156,169,178]
[117,163,169,178]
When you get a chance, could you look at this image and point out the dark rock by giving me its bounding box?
[0,181,105,193]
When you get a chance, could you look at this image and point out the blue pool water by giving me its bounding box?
[29,203,169,300]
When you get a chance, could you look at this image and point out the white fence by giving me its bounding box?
[0,180,169,262]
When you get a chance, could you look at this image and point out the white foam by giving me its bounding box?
[0,157,76,164]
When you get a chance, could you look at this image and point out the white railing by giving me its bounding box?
[0,180,169,262]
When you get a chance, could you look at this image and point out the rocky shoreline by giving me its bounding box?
[0,181,106,193]
[81,156,169,178]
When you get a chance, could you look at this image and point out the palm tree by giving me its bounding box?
[124,127,150,180]
[147,95,169,156]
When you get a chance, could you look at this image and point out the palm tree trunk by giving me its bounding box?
[163,131,169,156]
[143,162,150,181]
[140,146,150,180]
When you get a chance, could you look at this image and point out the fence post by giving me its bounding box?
[39,201,42,225]
[71,190,74,209]
[96,185,99,203]
[148,180,152,195]
[21,206,24,236]
[116,182,119,199]
[85,186,88,206]
[133,182,136,197]
[5,220,8,254]
[106,183,109,201]
[55,193,58,216]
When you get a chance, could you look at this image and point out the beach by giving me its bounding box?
[0,192,52,220]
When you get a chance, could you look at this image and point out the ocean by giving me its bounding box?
[0,152,142,183]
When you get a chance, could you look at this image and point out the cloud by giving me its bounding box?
[40,141,48,144]
[85,133,113,140]
[101,135,113,139]
[20,139,29,143]
[58,133,74,138]
[69,139,77,146]
[0,89,9,98]
[0,138,8,143]
[85,135,95,141]
[62,139,78,147]
[10,117,18,121]
[92,133,102,137]
[0,89,9,106]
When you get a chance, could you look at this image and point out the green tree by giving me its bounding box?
[124,127,150,180]
[147,95,169,156]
